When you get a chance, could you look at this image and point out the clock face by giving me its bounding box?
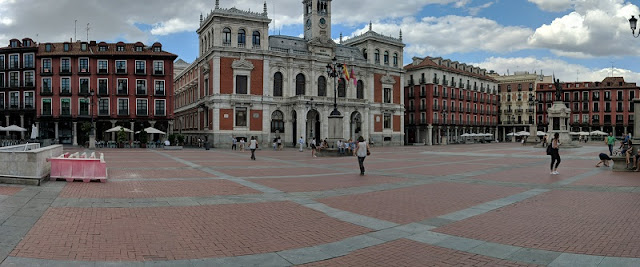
[319,18,327,29]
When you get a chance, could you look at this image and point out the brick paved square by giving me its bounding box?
[0,186,23,196]
[434,190,640,257]
[573,171,640,187]
[470,165,591,184]
[301,239,539,267]
[10,202,371,261]
[251,174,408,193]
[472,157,545,165]
[219,166,345,178]
[106,161,189,168]
[392,162,498,176]
[318,183,526,224]
[58,180,259,198]
[107,169,216,179]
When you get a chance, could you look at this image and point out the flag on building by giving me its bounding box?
[342,64,350,81]
[351,68,357,86]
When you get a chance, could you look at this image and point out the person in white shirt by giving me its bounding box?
[249,136,258,160]
[298,136,305,152]
[311,138,317,157]
[354,136,371,175]
[164,140,170,146]
[337,140,344,155]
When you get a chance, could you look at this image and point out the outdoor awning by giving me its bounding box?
[105,126,133,133]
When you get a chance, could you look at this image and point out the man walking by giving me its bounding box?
[606,132,616,156]
[298,136,305,152]
[231,136,237,150]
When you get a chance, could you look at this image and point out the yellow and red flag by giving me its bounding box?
[342,64,350,81]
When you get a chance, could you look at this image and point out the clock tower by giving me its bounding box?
[303,0,332,41]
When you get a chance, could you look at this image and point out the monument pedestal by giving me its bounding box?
[547,101,581,148]
[327,114,344,144]
[89,134,96,149]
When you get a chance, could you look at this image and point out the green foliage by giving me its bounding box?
[176,134,185,145]
[139,130,148,144]
[80,122,92,133]
[117,128,128,144]
[168,134,176,145]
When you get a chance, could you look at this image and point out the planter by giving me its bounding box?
[164,146,183,150]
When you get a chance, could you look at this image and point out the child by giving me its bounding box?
[595,153,611,167]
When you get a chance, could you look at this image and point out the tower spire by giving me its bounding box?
[215,0,219,9]
[200,13,203,24]
[340,32,343,44]
[399,29,403,41]
[369,21,372,31]
[263,1,267,15]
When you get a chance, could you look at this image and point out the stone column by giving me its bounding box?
[110,120,117,141]
[19,114,24,139]
[168,121,174,135]
[130,121,135,142]
[502,127,506,142]
[54,122,59,140]
[633,99,640,144]
[427,124,433,146]
[445,127,450,145]
[72,121,78,146]
[35,122,40,139]
[624,126,628,136]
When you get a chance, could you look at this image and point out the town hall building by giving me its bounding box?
[174,0,405,147]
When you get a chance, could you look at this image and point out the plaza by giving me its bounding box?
[0,143,639,266]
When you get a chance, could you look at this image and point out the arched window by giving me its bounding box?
[356,80,364,99]
[384,51,389,65]
[271,110,284,133]
[374,49,380,64]
[393,53,398,67]
[238,29,246,47]
[317,76,327,96]
[273,72,283,97]
[338,78,346,97]
[252,31,261,47]
[362,49,368,60]
[296,73,306,95]
[223,28,231,45]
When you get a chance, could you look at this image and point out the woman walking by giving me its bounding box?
[354,136,370,176]
[249,136,258,160]
[310,137,317,158]
[550,132,561,175]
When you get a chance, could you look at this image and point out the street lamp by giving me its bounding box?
[441,108,448,145]
[86,89,96,149]
[511,115,516,143]
[326,57,343,117]
[630,16,640,37]
[528,93,538,142]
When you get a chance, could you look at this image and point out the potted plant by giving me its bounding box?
[117,128,127,148]
[168,134,176,146]
[177,134,185,146]
[139,130,148,148]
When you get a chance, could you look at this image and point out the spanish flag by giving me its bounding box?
[351,68,357,86]
[342,64,350,81]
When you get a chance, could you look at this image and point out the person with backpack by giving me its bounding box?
[549,133,561,175]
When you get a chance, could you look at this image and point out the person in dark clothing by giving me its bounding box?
[595,153,611,167]
[550,133,561,175]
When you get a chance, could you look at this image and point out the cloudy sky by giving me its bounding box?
[1,0,640,83]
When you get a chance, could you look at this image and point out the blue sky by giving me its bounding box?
[1,0,640,82]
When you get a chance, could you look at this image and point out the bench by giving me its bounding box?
[48,152,107,182]
[611,156,634,172]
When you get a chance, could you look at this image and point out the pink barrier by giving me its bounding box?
[48,157,107,183]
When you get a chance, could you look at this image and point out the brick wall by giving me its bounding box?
[374,114,383,132]
[250,109,263,131]
[393,115,401,132]
[219,109,233,130]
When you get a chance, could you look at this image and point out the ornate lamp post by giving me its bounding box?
[511,115,516,143]
[326,57,343,117]
[527,93,538,143]
[87,89,96,149]
[325,57,345,142]
[627,16,640,143]
[629,16,640,37]
[441,108,448,145]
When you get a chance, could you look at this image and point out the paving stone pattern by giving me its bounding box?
[1,143,639,266]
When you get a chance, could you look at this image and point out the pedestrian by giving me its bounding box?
[311,137,317,157]
[240,138,245,152]
[606,132,616,156]
[354,136,371,176]
[249,136,258,160]
[626,140,636,169]
[277,136,282,150]
[232,137,237,150]
[541,135,547,147]
[549,132,561,175]
[298,136,305,152]
[273,137,277,150]
[521,137,526,146]
[595,153,612,167]
[337,139,344,154]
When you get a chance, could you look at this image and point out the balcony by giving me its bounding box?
[41,68,53,76]
[24,81,34,88]
[153,70,165,76]
[515,109,523,114]
[136,110,148,117]
[432,78,439,84]
[466,108,471,113]
[155,110,166,117]
[8,64,19,70]
[155,90,166,97]
[98,88,108,96]
[458,95,464,100]
[60,110,71,117]
[433,106,440,111]
[117,88,128,96]
[78,68,90,75]
[407,107,415,112]
[23,103,34,110]
[419,78,426,84]
[97,69,108,75]
[98,110,110,117]
[473,97,478,102]
[408,93,415,99]
[420,106,427,111]
[60,89,72,96]
[135,69,146,76]
[466,96,471,101]
[443,92,449,98]
[41,110,52,117]
[40,88,53,96]
[450,106,456,112]
[408,79,415,86]
[115,69,127,75]
[60,67,72,75]
[118,110,129,116]
[433,91,439,97]
[593,97,600,101]
[443,80,449,86]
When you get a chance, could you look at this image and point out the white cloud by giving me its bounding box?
[151,18,197,36]
[528,0,640,58]
[528,0,574,12]
[475,56,640,83]
[347,16,533,56]
[468,1,495,16]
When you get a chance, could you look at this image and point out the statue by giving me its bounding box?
[553,78,562,101]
